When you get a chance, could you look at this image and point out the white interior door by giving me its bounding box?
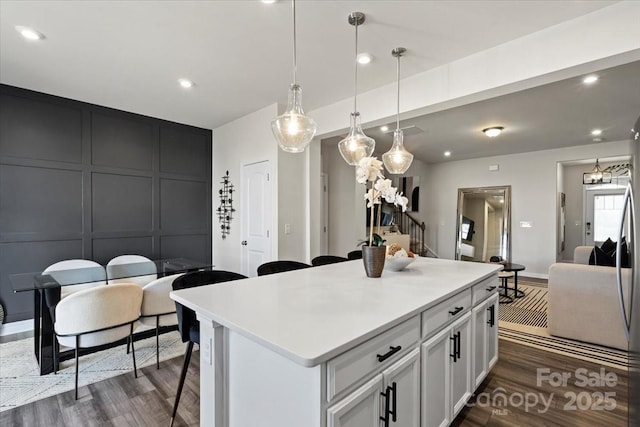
[584,188,626,246]
[241,161,271,277]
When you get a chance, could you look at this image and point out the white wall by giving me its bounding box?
[212,104,279,272]
[424,140,633,278]
[277,147,308,262]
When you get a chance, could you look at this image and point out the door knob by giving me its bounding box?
[241,240,247,246]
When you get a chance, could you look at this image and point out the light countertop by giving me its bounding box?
[171,257,500,367]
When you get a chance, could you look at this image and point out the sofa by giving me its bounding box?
[548,246,631,350]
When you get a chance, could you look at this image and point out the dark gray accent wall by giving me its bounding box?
[0,85,212,323]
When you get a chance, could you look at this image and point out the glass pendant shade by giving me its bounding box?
[382,129,414,174]
[271,84,317,153]
[338,112,375,165]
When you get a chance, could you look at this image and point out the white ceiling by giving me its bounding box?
[333,59,640,164]
[0,0,619,134]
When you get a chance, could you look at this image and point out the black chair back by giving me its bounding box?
[257,261,311,276]
[172,270,247,343]
[311,255,348,266]
[347,250,363,260]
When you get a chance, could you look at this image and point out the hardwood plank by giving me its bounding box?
[1,339,628,426]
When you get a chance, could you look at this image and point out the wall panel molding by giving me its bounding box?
[0,84,212,322]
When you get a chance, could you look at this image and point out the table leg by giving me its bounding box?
[37,289,55,375]
[513,272,526,298]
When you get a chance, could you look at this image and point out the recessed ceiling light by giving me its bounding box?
[591,129,602,136]
[444,151,451,157]
[15,25,44,40]
[357,53,373,65]
[380,125,389,132]
[261,0,277,4]
[483,127,504,137]
[583,75,599,84]
[178,78,194,89]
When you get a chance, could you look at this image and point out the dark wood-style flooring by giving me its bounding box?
[1,339,628,426]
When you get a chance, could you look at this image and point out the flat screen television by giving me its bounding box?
[461,216,475,242]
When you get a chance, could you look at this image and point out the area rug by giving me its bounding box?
[498,279,628,370]
[0,331,186,412]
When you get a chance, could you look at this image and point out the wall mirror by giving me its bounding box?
[455,186,511,262]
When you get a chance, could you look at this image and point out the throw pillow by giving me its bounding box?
[600,237,616,254]
[611,237,630,268]
[588,245,615,267]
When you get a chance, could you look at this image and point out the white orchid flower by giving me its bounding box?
[395,193,409,212]
[356,157,384,184]
[375,178,397,203]
[364,189,380,208]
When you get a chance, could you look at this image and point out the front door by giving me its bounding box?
[584,187,626,246]
[241,161,272,277]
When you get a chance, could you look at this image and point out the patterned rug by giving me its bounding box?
[498,279,628,370]
[0,330,186,412]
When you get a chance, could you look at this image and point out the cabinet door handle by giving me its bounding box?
[487,305,495,327]
[377,345,402,362]
[485,286,496,292]
[380,384,393,426]
[450,335,458,362]
[389,381,397,422]
[448,306,464,316]
[455,331,461,358]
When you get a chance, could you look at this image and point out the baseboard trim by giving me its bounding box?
[521,272,548,280]
[0,319,33,336]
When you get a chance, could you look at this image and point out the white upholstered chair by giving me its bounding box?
[139,273,184,369]
[44,259,106,300]
[54,283,143,399]
[106,255,157,286]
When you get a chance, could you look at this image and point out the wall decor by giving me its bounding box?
[217,170,235,239]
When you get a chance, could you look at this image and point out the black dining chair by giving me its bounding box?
[256,260,312,276]
[311,255,349,266]
[170,270,247,427]
[347,250,363,260]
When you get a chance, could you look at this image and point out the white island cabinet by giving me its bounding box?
[170,257,500,427]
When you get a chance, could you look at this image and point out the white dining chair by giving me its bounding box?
[54,283,143,399]
[139,273,184,369]
[106,254,157,286]
[44,259,107,300]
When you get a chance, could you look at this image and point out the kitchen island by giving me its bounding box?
[171,257,501,427]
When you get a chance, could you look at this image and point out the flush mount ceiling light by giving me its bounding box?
[380,125,389,132]
[357,53,372,65]
[382,47,413,174]
[583,159,612,185]
[444,151,451,157]
[483,126,504,137]
[15,25,44,40]
[262,0,278,3]
[583,75,599,84]
[338,12,375,165]
[271,0,317,153]
[591,128,603,136]
[178,78,194,89]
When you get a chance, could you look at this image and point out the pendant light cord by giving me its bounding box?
[396,53,400,131]
[353,19,358,114]
[292,0,297,85]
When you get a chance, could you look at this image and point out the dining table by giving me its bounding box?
[10,258,213,375]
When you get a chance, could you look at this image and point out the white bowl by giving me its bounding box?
[384,256,416,271]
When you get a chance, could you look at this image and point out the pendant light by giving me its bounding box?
[382,47,413,174]
[271,0,317,153]
[338,12,375,166]
[583,159,612,185]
